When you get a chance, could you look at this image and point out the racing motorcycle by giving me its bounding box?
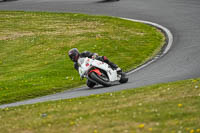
[78,57,128,88]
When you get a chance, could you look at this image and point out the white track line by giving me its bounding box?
[120,18,173,75]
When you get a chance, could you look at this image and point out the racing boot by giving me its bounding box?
[98,56,122,73]
[107,61,122,74]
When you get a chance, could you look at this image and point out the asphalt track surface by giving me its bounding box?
[0,0,200,108]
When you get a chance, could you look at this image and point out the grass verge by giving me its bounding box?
[0,11,164,104]
[0,78,200,133]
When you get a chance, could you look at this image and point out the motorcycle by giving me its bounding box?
[78,57,128,88]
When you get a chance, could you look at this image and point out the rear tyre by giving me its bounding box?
[90,72,111,87]
[119,72,128,83]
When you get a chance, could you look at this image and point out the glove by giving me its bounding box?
[92,53,98,59]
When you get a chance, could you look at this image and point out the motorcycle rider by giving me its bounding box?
[68,48,122,88]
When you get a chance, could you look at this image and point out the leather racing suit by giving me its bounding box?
[73,51,118,71]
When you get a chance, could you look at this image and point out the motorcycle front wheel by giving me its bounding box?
[89,72,111,87]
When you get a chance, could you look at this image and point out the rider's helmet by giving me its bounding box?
[68,48,80,62]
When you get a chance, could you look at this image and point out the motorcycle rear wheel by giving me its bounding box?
[119,72,128,83]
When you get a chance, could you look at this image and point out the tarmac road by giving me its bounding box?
[0,0,200,108]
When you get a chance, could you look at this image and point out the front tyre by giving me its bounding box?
[87,80,96,88]
[89,72,111,87]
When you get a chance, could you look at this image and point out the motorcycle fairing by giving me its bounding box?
[78,57,120,82]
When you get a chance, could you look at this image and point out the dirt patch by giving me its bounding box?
[0,31,34,40]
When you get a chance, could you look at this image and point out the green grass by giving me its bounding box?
[0,78,200,133]
[0,11,164,104]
